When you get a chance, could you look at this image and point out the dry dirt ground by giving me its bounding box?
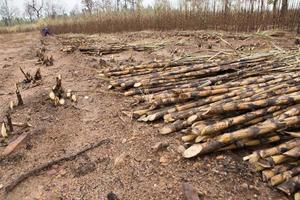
[0,31,299,200]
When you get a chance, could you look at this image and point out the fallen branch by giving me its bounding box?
[12,122,32,128]
[208,51,224,61]
[4,138,111,193]
[218,36,240,56]
[1,133,28,156]
[0,127,30,159]
[19,67,32,83]
[0,92,14,96]
[117,113,127,125]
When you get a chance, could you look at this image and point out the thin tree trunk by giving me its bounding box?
[273,0,278,13]
[261,0,265,11]
[281,0,288,15]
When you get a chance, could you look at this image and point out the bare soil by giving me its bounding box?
[0,30,298,200]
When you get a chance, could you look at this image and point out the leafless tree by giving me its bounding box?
[70,4,81,16]
[127,0,142,11]
[81,0,95,14]
[25,0,44,19]
[154,0,171,9]
[0,0,18,25]
[95,0,113,12]
[116,0,121,10]
[273,0,278,13]
[260,0,265,11]
[224,0,229,13]
[24,3,34,21]
[123,0,128,9]
[44,0,64,18]
[127,0,139,10]
[281,0,288,15]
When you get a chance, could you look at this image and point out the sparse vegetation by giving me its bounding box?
[46,7,300,34]
[44,0,300,34]
[0,23,39,34]
[0,0,299,34]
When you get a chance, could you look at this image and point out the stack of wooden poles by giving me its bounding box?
[244,138,300,199]
[100,50,300,199]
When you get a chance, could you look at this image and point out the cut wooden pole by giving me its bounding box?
[271,165,300,186]
[244,138,300,163]
[207,91,300,115]
[1,123,8,138]
[284,146,300,158]
[34,68,42,81]
[15,84,23,106]
[277,175,300,196]
[295,192,300,200]
[257,154,294,169]
[262,162,300,181]
[6,113,13,132]
[192,106,283,136]
[219,135,283,151]
[184,115,300,158]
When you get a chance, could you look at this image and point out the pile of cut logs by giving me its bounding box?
[79,43,165,56]
[101,50,300,198]
[244,139,300,199]
[59,38,166,55]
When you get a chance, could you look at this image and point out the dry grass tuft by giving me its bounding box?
[0,24,40,34]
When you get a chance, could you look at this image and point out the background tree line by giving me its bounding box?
[0,0,298,33]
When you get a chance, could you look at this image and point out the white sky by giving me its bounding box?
[12,0,83,13]
[10,0,299,16]
[11,0,156,14]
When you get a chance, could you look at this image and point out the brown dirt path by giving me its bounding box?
[0,32,288,200]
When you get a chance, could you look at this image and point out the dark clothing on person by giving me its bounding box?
[41,27,50,36]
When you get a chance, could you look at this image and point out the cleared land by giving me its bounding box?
[0,30,299,200]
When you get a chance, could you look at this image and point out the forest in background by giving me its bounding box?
[0,0,299,33]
